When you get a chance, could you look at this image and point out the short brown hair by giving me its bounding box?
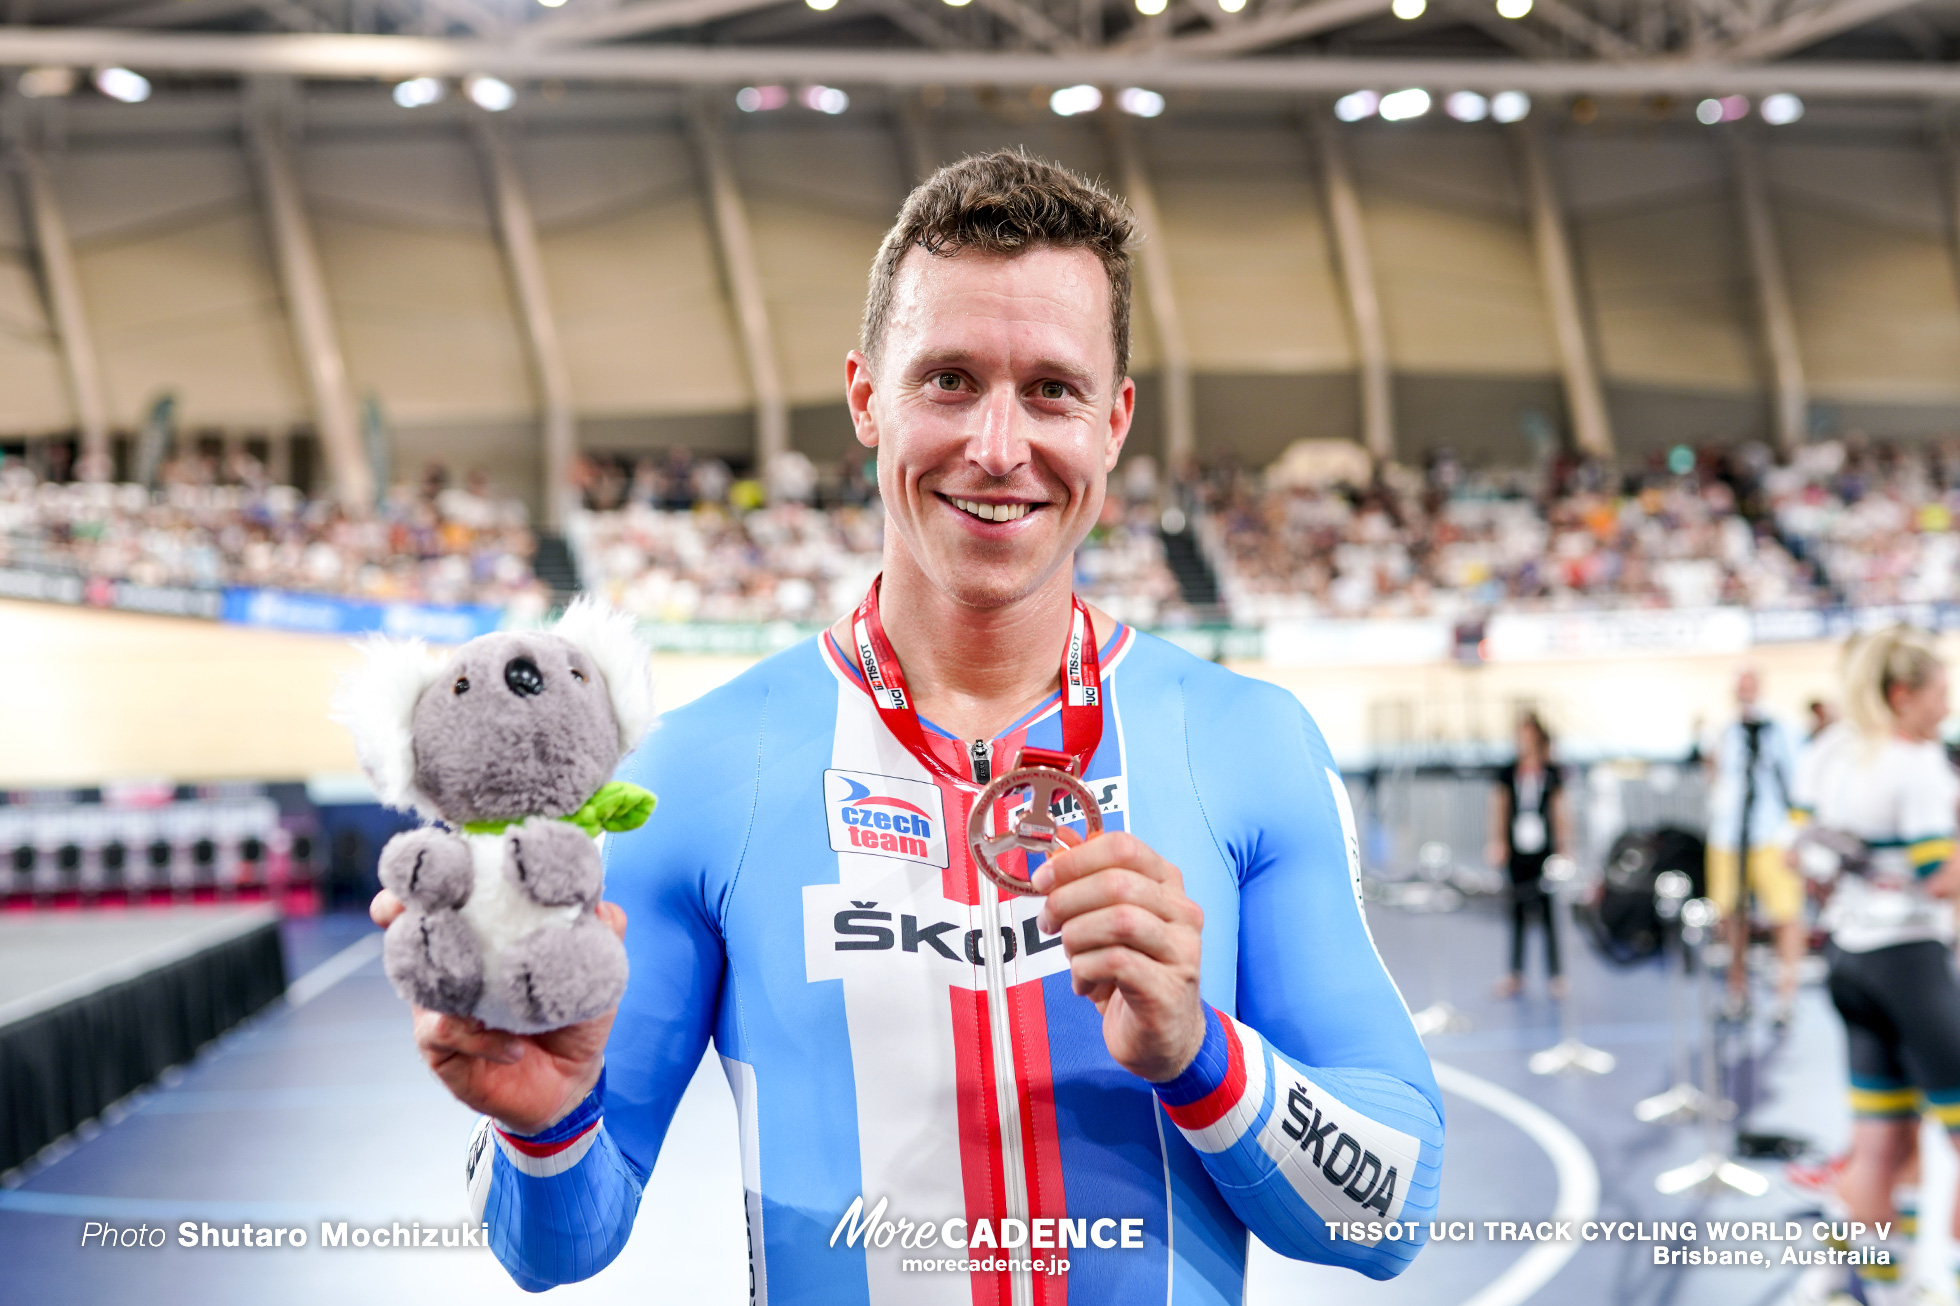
[861,149,1136,378]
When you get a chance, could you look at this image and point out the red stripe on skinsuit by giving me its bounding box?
[1160,1012,1247,1133]
[493,1122,596,1158]
[937,724,1034,907]
[1008,977,1069,1306]
[934,761,981,910]
[950,985,1009,1306]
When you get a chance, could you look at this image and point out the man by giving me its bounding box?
[377,150,1441,1302]
[1706,667,1805,1023]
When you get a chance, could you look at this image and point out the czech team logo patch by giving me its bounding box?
[824,769,949,868]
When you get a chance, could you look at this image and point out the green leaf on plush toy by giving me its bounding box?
[460,782,657,837]
[565,781,658,837]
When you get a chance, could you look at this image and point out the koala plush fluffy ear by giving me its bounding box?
[553,598,657,755]
[332,636,446,815]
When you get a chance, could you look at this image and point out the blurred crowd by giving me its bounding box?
[569,448,1185,626]
[0,453,544,611]
[572,499,884,625]
[7,432,1956,628]
[573,447,870,515]
[1201,436,1960,624]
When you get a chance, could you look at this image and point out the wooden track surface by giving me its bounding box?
[0,598,1932,786]
[0,601,750,787]
[1249,635,1892,761]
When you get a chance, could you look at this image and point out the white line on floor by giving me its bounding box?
[285,932,383,1008]
[1433,1060,1601,1306]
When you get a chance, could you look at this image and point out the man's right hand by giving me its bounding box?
[370,888,627,1135]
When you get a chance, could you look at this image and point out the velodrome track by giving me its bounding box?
[0,599,760,787]
[0,873,1896,1306]
[0,597,1905,785]
[0,597,1931,1304]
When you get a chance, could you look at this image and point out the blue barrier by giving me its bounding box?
[219,588,504,642]
[7,561,1956,654]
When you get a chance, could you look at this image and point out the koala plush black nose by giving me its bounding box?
[504,657,545,698]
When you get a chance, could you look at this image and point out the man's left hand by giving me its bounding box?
[1031,831,1206,1084]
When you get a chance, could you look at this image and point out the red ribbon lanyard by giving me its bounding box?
[852,574,1104,790]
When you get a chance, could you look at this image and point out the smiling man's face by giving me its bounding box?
[847,243,1135,611]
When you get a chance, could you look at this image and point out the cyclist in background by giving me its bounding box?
[1796,627,1960,1306]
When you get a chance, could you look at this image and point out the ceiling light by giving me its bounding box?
[1050,84,1103,117]
[537,0,567,8]
[801,84,849,114]
[1495,0,1531,15]
[1333,90,1378,122]
[943,0,970,7]
[806,0,838,10]
[93,67,150,104]
[1118,87,1165,118]
[1490,90,1531,123]
[1391,0,1425,16]
[392,77,445,109]
[1218,0,1245,10]
[1444,90,1488,122]
[736,85,790,112]
[1378,88,1430,122]
[1697,94,1749,124]
[18,67,76,99]
[1760,92,1803,125]
[465,75,515,112]
[1136,0,1168,13]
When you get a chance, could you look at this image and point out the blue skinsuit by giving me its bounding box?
[466,626,1443,1303]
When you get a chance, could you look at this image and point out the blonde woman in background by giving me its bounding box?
[1793,626,1960,1305]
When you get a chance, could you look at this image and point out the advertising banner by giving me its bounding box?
[8,563,1958,662]
[218,589,503,643]
[633,620,821,657]
[1483,608,1754,662]
[1264,618,1451,667]
[0,566,223,620]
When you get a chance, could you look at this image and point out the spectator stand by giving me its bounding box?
[0,457,547,635]
[0,782,320,914]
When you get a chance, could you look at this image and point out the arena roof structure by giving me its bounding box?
[0,0,1958,93]
[5,0,1960,520]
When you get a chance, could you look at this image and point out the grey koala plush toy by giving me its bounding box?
[334,599,656,1034]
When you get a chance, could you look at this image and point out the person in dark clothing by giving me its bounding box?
[1489,711,1573,998]
[1806,697,1835,743]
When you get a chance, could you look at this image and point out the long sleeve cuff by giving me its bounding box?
[1150,1007,1439,1277]
[492,1068,607,1176]
[1152,1005,1246,1129]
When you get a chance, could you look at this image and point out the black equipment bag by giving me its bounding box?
[1574,826,1707,966]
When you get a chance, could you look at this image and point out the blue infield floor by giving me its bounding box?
[0,900,1890,1306]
